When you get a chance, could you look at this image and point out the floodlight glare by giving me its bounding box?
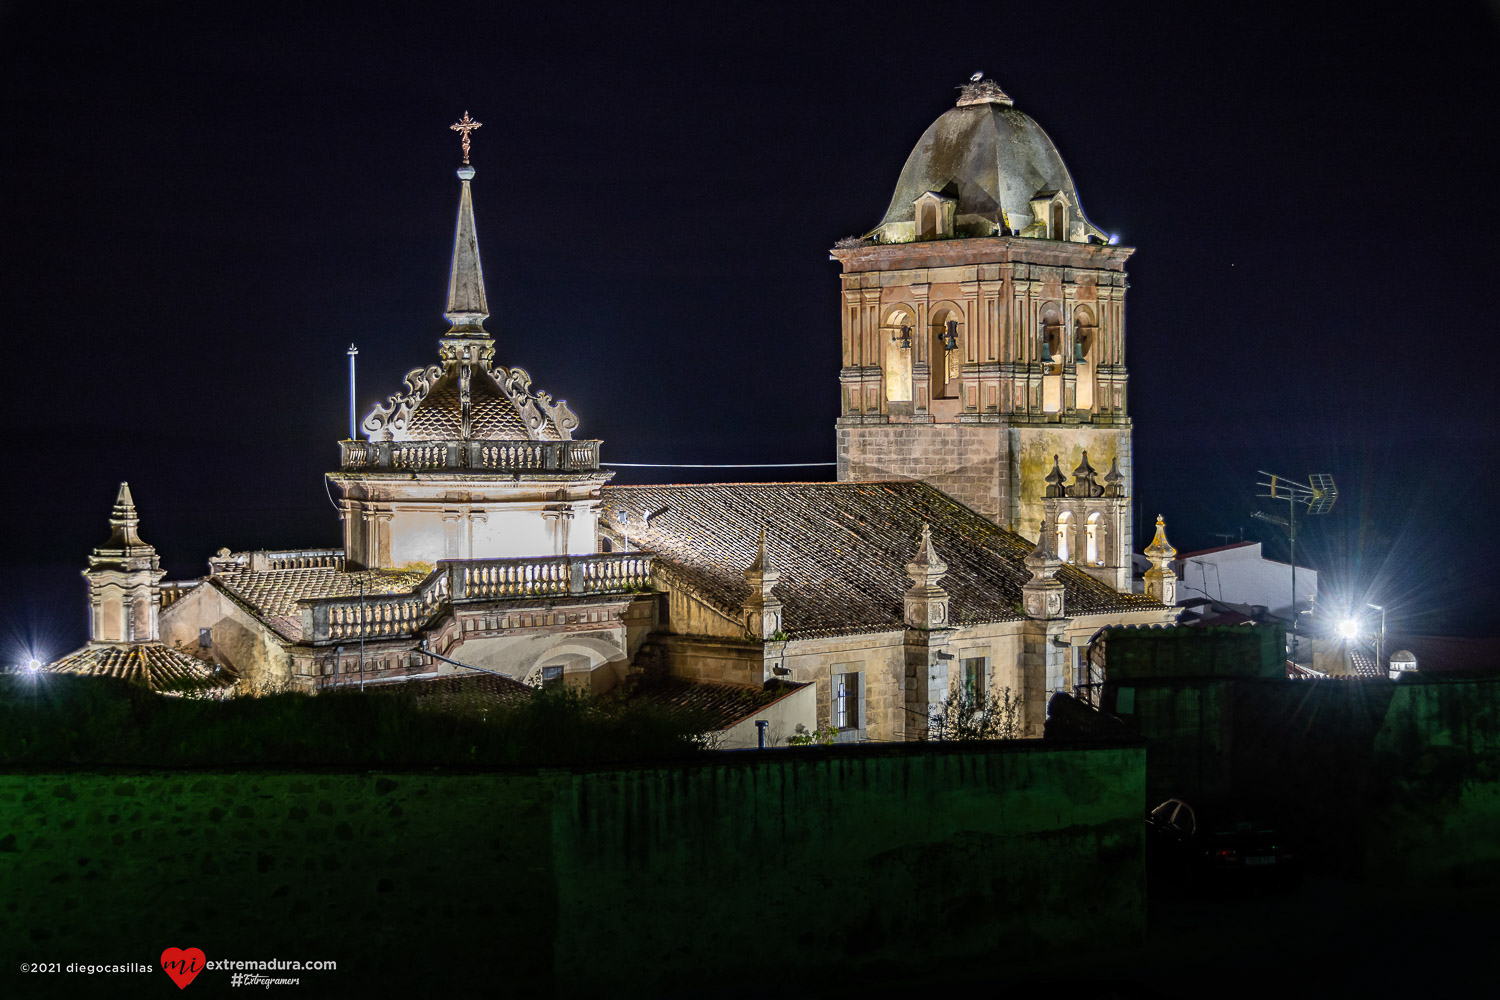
[1337,619,1359,640]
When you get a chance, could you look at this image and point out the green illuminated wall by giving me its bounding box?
[0,742,1144,996]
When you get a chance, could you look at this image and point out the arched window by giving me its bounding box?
[1050,202,1065,240]
[1056,512,1074,563]
[1086,512,1103,565]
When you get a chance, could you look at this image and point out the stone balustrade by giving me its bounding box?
[299,552,651,644]
[159,580,202,610]
[338,439,601,473]
[209,548,346,575]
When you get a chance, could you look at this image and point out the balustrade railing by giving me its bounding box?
[299,552,652,644]
[159,580,202,610]
[209,548,345,575]
[338,439,600,473]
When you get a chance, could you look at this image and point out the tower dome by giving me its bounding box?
[871,76,1106,244]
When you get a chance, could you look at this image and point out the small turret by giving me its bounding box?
[1143,515,1178,606]
[903,523,951,629]
[1022,521,1066,619]
[84,482,165,643]
[741,529,783,640]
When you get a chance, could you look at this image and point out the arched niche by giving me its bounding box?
[1056,510,1075,563]
[1073,303,1097,411]
[882,304,915,403]
[929,303,964,400]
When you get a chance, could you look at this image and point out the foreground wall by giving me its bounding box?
[0,742,1143,996]
[1108,671,1500,885]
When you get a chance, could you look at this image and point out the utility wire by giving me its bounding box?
[601,462,836,468]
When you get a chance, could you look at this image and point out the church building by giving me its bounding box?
[45,81,1180,740]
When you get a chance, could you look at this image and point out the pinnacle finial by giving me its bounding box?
[105,481,147,549]
[450,111,482,165]
[444,146,490,336]
[1144,514,1177,561]
[747,528,775,575]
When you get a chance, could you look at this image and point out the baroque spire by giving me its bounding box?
[1143,515,1178,606]
[105,481,148,551]
[444,112,490,337]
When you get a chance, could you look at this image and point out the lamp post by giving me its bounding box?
[1366,602,1386,676]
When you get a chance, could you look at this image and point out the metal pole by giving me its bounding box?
[1368,602,1385,676]
[347,344,359,440]
[1288,494,1297,631]
[358,576,366,692]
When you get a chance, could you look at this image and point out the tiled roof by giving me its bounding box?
[378,671,536,708]
[622,676,807,731]
[46,642,235,695]
[215,567,428,640]
[601,481,1159,639]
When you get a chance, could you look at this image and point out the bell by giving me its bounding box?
[1073,341,1087,366]
[941,320,960,351]
[1039,341,1055,364]
[898,325,912,350]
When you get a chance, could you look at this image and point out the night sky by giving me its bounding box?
[4,1,1497,664]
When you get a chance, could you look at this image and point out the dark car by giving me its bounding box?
[1146,797,1303,892]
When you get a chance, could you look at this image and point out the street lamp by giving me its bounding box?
[1366,602,1386,676]
[1337,618,1359,641]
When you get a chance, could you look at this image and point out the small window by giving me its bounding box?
[833,669,863,734]
[1086,512,1103,565]
[1050,201,1065,240]
[1056,512,1074,563]
[198,627,212,649]
[961,656,987,705]
[541,665,564,689]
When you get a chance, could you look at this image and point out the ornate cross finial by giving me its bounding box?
[450,111,482,164]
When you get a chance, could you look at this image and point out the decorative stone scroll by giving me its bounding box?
[361,364,444,441]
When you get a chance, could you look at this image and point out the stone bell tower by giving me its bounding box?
[831,75,1134,574]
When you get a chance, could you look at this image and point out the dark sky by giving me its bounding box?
[3,1,1497,662]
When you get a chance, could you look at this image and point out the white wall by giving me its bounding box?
[1175,542,1318,620]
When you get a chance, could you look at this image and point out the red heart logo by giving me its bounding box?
[160,947,206,989]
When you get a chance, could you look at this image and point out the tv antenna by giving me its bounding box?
[1252,471,1336,632]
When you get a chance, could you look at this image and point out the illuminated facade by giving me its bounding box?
[831,76,1134,591]
[45,82,1179,740]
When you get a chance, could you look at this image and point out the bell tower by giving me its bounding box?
[831,75,1134,581]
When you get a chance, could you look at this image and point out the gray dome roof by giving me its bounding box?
[872,79,1104,243]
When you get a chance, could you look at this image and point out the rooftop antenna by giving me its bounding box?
[1252,470,1337,639]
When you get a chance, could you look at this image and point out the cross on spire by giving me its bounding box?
[450,111,482,164]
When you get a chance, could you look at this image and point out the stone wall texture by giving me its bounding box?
[1,742,1145,996]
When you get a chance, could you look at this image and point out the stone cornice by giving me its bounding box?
[830,237,1134,274]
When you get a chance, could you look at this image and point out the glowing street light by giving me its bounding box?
[1337,618,1360,641]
